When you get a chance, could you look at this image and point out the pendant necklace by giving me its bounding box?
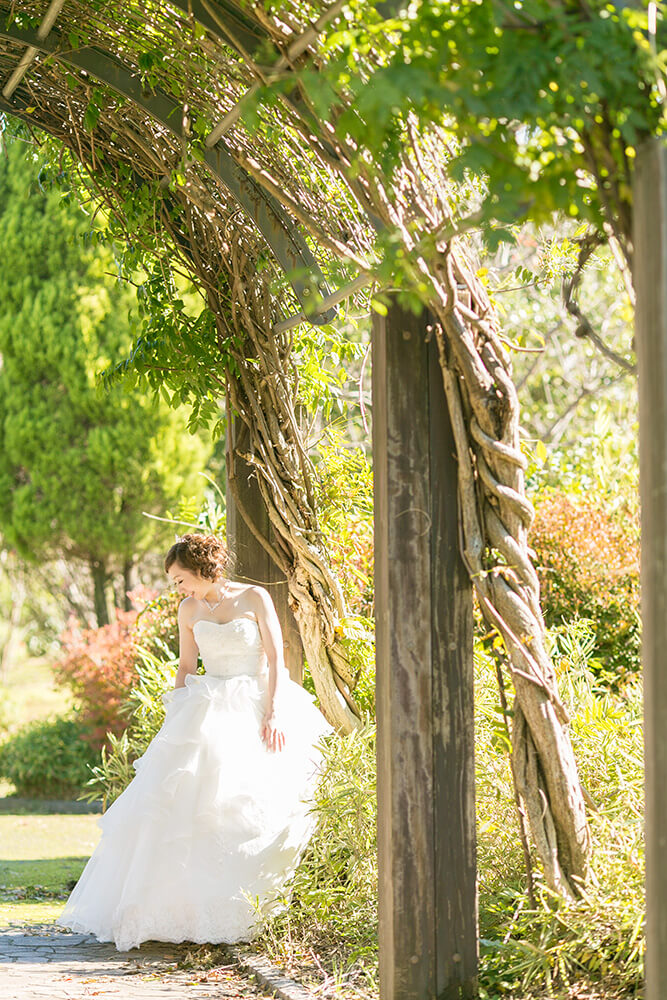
[202,583,228,612]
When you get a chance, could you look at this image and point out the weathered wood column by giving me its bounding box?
[373,301,478,999]
[226,415,304,682]
[634,138,667,1000]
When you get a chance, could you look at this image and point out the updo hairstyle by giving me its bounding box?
[164,533,230,581]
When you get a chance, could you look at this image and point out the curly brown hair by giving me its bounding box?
[164,533,230,581]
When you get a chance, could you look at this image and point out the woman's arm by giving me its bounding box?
[249,586,286,752]
[174,598,199,688]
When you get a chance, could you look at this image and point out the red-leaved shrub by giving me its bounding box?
[53,587,180,749]
[530,492,640,684]
[54,611,138,748]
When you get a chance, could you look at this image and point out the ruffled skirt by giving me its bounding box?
[57,669,331,951]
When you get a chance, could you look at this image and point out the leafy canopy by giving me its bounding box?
[297,0,665,242]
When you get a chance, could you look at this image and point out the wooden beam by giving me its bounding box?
[273,272,372,334]
[1,0,66,99]
[634,137,667,1000]
[226,415,304,683]
[170,0,265,58]
[373,300,477,1000]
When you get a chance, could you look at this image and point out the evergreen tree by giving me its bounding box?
[0,141,208,624]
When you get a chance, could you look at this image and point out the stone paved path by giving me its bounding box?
[0,927,277,1000]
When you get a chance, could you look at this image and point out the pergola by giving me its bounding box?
[0,4,477,995]
[1,3,663,999]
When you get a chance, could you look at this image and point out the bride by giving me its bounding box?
[57,532,332,951]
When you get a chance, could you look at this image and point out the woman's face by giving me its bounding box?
[167,562,209,600]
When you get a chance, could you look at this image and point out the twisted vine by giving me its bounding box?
[160,186,366,733]
[237,74,593,887]
[378,162,591,895]
[433,254,591,895]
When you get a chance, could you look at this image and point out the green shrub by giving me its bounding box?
[476,620,644,998]
[314,441,376,716]
[81,643,179,806]
[82,729,149,810]
[0,715,99,798]
[315,440,374,619]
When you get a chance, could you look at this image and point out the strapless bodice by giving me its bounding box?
[193,618,267,678]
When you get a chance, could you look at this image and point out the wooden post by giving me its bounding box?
[226,415,304,683]
[634,138,667,1000]
[373,301,477,1000]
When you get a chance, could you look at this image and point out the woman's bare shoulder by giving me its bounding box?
[177,596,197,627]
[232,583,272,614]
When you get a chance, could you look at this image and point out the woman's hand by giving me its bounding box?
[261,711,285,753]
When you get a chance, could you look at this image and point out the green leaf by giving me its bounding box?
[83,102,100,132]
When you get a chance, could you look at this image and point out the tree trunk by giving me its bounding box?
[90,558,109,627]
[226,455,361,732]
[0,571,25,682]
[286,561,360,728]
[226,414,305,683]
[123,558,133,611]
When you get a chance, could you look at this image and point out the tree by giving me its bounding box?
[0,140,208,625]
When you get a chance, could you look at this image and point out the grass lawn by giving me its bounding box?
[0,652,73,739]
[0,811,100,928]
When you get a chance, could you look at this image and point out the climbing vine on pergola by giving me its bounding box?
[0,0,592,906]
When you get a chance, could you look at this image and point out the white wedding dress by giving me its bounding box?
[57,617,332,951]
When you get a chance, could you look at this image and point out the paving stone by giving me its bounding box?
[0,928,281,1000]
[233,952,316,1000]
